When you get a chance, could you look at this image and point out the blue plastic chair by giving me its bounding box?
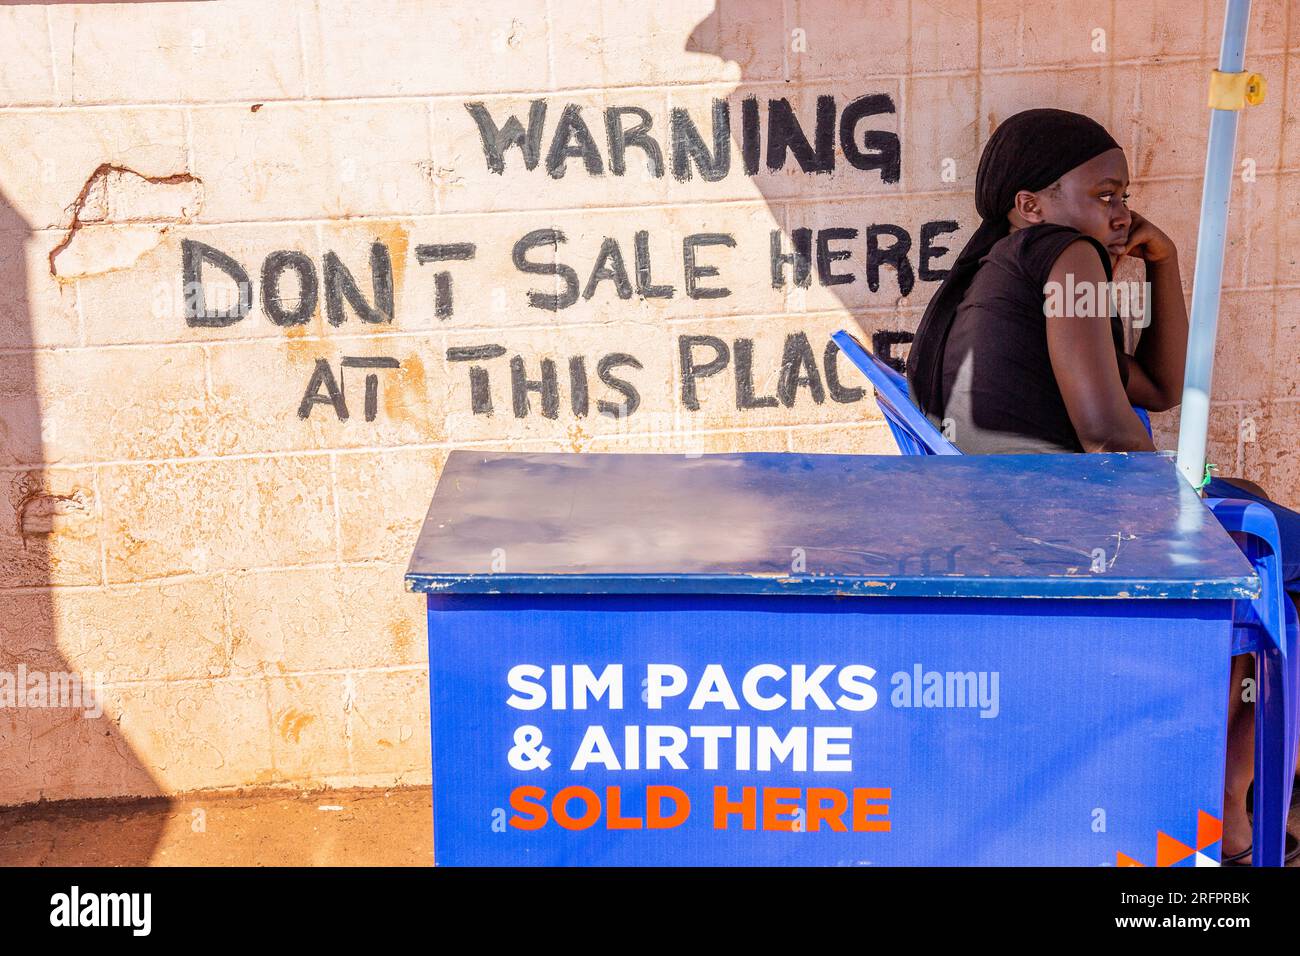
[830,331,962,456]
[1206,498,1299,867]
[830,330,1153,450]
[832,328,1299,866]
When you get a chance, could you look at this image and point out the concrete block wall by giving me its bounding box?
[0,0,1295,805]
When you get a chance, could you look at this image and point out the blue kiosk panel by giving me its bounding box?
[406,451,1258,866]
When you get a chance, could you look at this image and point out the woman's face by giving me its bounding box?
[1015,147,1132,264]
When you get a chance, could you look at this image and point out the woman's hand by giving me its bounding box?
[1121,209,1177,264]
[1124,208,1190,412]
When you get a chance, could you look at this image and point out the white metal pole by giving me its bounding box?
[1175,0,1252,489]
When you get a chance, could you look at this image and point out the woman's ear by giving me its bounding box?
[1011,189,1045,226]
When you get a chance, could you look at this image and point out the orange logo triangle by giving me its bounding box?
[1196,810,1222,850]
[1157,831,1196,867]
[1116,851,1144,867]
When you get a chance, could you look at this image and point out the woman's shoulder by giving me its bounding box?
[989,222,1112,285]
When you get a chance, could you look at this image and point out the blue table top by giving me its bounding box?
[404,450,1258,600]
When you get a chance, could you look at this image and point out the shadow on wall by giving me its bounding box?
[684,0,932,372]
[683,0,1165,398]
[0,185,168,864]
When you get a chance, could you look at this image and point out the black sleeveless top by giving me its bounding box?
[936,222,1129,454]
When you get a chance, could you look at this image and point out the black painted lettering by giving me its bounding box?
[415,243,476,319]
[683,233,734,299]
[447,344,506,415]
[670,99,730,182]
[866,224,914,295]
[569,356,589,417]
[260,250,317,327]
[467,367,493,415]
[741,96,761,176]
[546,104,604,179]
[825,339,867,403]
[872,330,913,376]
[323,244,394,326]
[839,93,900,182]
[510,356,560,418]
[919,220,959,282]
[766,96,835,174]
[816,228,858,286]
[512,229,580,311]
[770,228,812,288]
[340,356,401,422]
[634,231,674,299]
[298,358,348,420]
[447,344,508,362]
[181,239,252,328]
[734,338,778,409]
[678,335,730,411]
[604,106,664,178]
[582,237,634,300]
[596,353,642,418]
[777,332,825,406]
[465,100,547,174]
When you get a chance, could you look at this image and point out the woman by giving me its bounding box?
[906,108,1300,865]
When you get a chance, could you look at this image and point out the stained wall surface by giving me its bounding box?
[0,0,1296,804]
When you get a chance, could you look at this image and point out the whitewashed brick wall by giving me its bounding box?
[0,0,1296,804]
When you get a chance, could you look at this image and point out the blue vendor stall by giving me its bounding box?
[406,448,1259,866]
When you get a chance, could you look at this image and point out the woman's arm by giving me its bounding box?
[1045,239,1156,452]
[1117,210,1187,412]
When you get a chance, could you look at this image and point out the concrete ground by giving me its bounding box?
[0,786,433,866]
[0,785,1295,866]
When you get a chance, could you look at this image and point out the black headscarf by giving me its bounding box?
[906,108,1121,421]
